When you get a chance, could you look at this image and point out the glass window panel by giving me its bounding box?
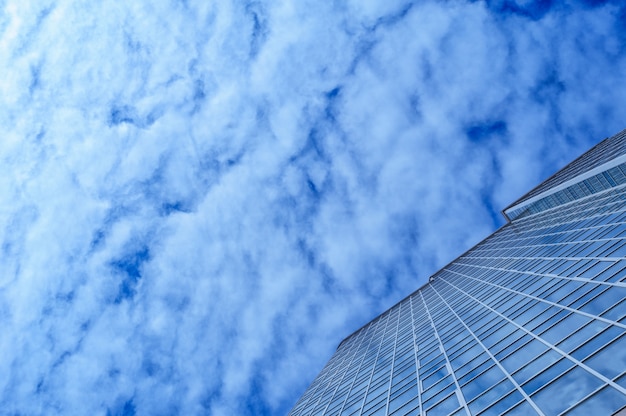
[578,260,614,279]
[455,351,489,377]
[602,298,626,321]
[504,400,538,416]
[571,325,624,360]
[419,350,442,368]
[616,372,626,390]
[421,376,453,402]
[479,389,523,415]
[450,343,483,367]
[340,396,364,415]
[556,319,608,354]
[531,309,570,334]
[389,379,415,400]
[494,333,532,360]
[568,285,606,309]
[458,358,493,386]
[460,365,505,402]
[446,337,475,360]
[424,392,459,416]
[581,286,626,315]
[392,365,416,386]
[542,280,573,302]
[389,397,420,416]
[600,260,626,282]
[420,360,446,380]
[565,385,626,416]
[481,322,516,348]
[512,349,561,385]
[539,312,591,345]
[363,402,386,416]
[531,366,603,415]
[513,302,550,326]
[362,395,387,413]
[387,385,419,414]
[467,379,515,414]
[500,338,547,373]
[583,334,626,379]
[522,358,574,395]
[608,240,626,257]
[364,382,390,403]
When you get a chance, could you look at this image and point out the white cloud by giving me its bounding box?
[0,0,625,414]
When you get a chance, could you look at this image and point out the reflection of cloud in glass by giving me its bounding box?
[501,338,547,375]
[531,366,603,415]
[583,333,626,379]
[540,313,591,345]
[567,386,626,416]
[556,320,608,354]
[460,365,505,402]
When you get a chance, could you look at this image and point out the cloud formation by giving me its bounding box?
[1,0,626,414]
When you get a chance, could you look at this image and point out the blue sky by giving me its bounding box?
[1,0,626,414]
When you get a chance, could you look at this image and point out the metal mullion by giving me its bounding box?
[428,284,546,415]
[455,261,626,289]
[556,382,610,416]
[470,235,626,255]
[293,327,364,416]
[382,302,403,415]
[444,268,626,331]
[306,326,373,415]
[439,276,626,397]
[337,309,392,415]
[419,290,470,414]
[508,186,626,226]
[320,321,379,415]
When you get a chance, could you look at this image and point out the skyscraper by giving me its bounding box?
[289,129,626,416]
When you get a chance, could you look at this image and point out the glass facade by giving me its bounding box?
[290,130,626,416]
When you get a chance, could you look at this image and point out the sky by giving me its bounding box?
[1,0,626,415]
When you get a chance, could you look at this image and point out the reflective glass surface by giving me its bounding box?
[290,134,626,416]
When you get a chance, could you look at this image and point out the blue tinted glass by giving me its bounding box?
[388,385,419,414]
[479,389,523,416]
[424,392,459,416]
[421,367,448,390]
[531,366,603,415]
[556,319,608,354]
[458,359,492,386]
[564,386,626,416]
[528,308,568,333]
[456,353,489,379]
[569,285,606,309]
[467,379,515,414]
[522,358,574,395]
[494,333,532,360]
[460,365,505,401]
[581,286,626,316]
[583,334,626,379]
[512,349,561,385]
[500,339,548,373]
[571,326,624,360]
[602,298,626,321]
[422,383,457,411]
[539,312,591,344]
[504,400,540,416]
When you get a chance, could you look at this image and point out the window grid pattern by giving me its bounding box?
[505,162,626,221]
[509,128,626,208]
[290,178,626,414]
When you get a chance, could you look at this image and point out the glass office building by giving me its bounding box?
[289,129,626,416]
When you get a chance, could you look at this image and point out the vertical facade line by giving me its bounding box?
[429,283,546,415]
[419,290,471,415]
